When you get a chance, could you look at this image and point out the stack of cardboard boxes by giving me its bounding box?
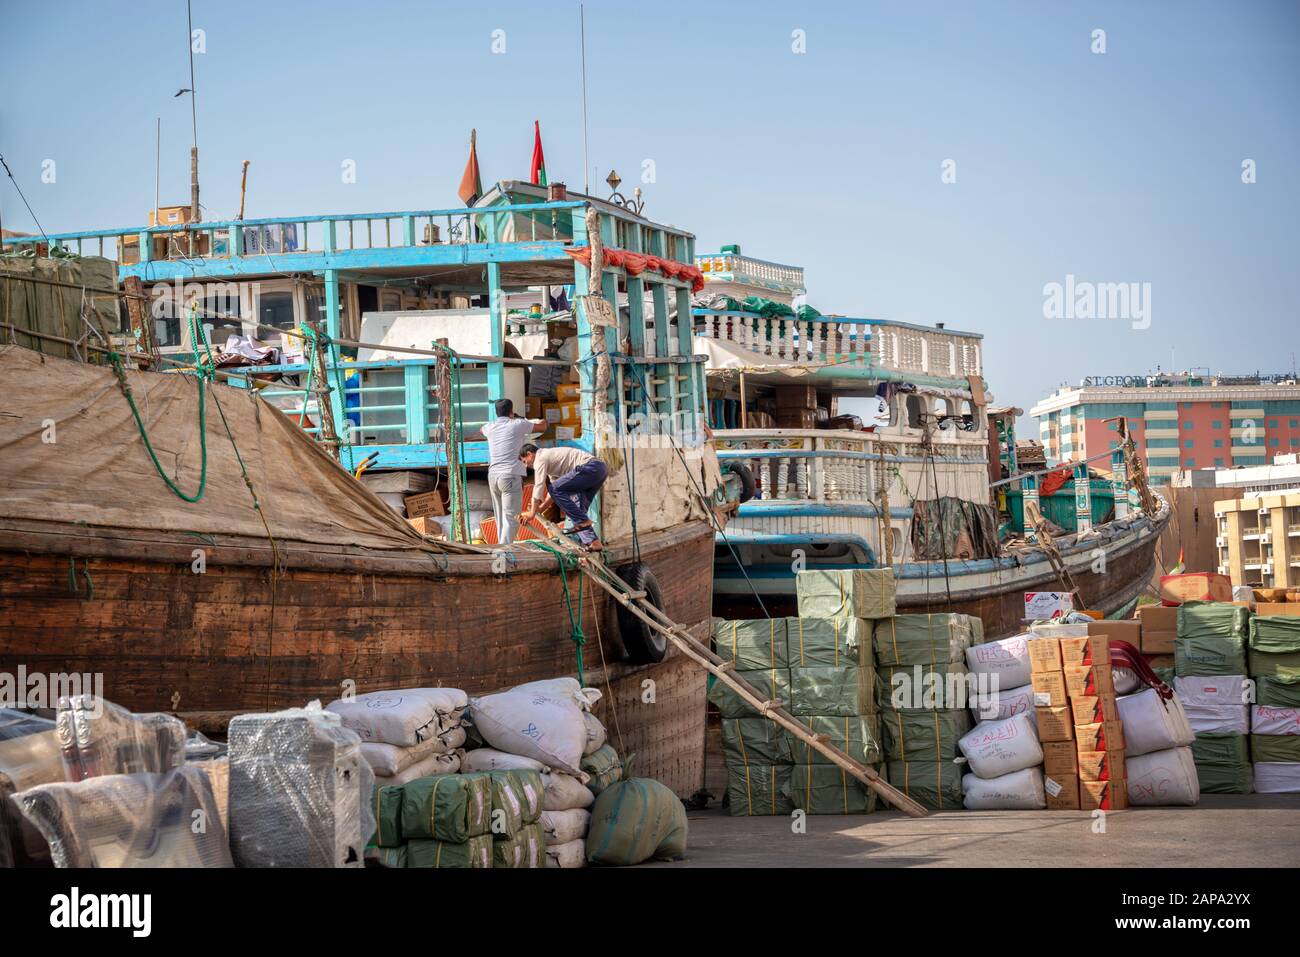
[1031,626,1127,810]
[773,385,820,430]
[531,382,583,442]
[1136,605,1178,685]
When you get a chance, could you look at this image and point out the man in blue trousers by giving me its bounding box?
[518,443,609,552]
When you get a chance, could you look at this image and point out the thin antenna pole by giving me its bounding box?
[580,3,590,195]
[155,117,161,227]
[187,0,200,223]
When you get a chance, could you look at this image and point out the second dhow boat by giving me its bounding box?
[691,246,1170,636]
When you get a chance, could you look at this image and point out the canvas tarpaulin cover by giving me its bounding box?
[910,498,1000,561]
[0,346,436,554]
[708,667,790,719]
[1,255,119,361]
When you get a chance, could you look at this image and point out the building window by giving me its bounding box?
[1213,439,1223,448]
[1268,419,1279,429]
[1184,439,1194,449]
[1184,458,1195,468]
[1270,437,1280,446]
[1292,438,1299,447]
[1291,419,1299,429]
[1214,458,1224,467]
[1212,420,1222,429]
[1210,403,1221,409]
[1183,421,1193,429]
[1108,421,1118,430]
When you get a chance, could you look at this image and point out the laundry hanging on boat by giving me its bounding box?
[562,246,705,293]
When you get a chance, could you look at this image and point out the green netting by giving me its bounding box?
[406,834,493,868]
[873,614,975,667]
[788,714,882,767]
[795,569,896,620]
[786,617,871,667]
[708,667,791,718]
[712,618,788,670]
[720,717,794,766]
[1249,615,1300,654]
[726,763,793,816]
[789,665,876,717]
[786,764,878,815]
[885,760,963,811]
[1250,734,1300,763]
[880,708,972,762]
[1248,649,1300,681]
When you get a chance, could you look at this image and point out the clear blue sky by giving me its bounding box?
[2,0,1297,424]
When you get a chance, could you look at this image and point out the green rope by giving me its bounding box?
[524,540,586,685]
[431,341,471,542]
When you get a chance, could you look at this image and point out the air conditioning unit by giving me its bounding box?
[1217,564,1229,575]
[1259,507,1270,515]
[1260,531,1272,544]
[1215,535,1227,547]
[1262,563,1274,575]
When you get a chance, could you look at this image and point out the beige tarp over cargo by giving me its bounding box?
[0,346,431,552]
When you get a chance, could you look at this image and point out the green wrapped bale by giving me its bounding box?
[885,760,963,811]
[877,663,973,711]
[365,845,407,867]
[788,714,881,767]
[1191,733,1254,794]
[873,614,974,667]
[789,665,876,716]
[787,617,871,667]
[1175,634,1247,677]
[406,834,493,868]
[1248,649,1300,681]
[1256,675,1300,707]
[586,778,688,865]
[880,708,972,762]
[708,667,790,718]
[1153,665,1177,688]
[726,763,793,816]
[970,616,986,646]
[1177,601,1250,640]
[400,772,492,842]
[1250,734,1300,763]
[786,764,877,815]
[492,822,545,868]
[796,568,896,620]
[1249,615,1300,654]
[372,783,404,847]
[487,769,542,839]
[720,717,793,766]
[713,618,788,670]
[581,744,623,796]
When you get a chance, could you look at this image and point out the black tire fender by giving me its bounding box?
[614,561,667,663]
[728,461,756,503]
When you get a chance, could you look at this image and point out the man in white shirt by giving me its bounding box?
[518,443,609,551]
[473,399,544,545]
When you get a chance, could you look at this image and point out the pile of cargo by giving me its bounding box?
[1247,614,1300,792]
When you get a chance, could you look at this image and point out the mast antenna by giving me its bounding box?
[580,3,590,195]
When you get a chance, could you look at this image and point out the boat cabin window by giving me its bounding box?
[904,394,924,429]
[198,290,243,347]
[152,299,183,349]
[258,291,296,331]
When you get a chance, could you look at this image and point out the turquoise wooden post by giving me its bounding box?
[404,364,428,446]
[1022,473,1040,545]
[324,218,336,255]
[648,230,670,434]
[1073,462,1093,533]
[229,223,242,259]
[1111,443,1131,520]
[323,267,349,462]
[571,208,596,447]
[402,214,416,247]
[138,230,152,264]
[675,286,696,439]
[484,212,505,402]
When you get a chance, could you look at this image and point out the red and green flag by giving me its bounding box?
[530,120,547,187]
[458,128,483,206]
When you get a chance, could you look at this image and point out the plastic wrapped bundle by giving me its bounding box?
[885,760,962,811]
[786,764,877,815]
[0,708,55,742]
[1174,603,1248,676]
[1254,762,1300,793]
[969,683,1036,722]
[1126,747,1200,806]
[958,713,1044,779]
[581,744,623,796]
[1190,733,1253,794]
[708,667,790,718]
[493,822,544,868]
[1177,601,1250,641]
[227,705,375,868]
[1117,688,1195,757]
[1255,675,1300,708]
[15,765,233,867]
[399,772,492,843]
[875,614,974,667]
[713,618,788,670]
[795,568,896,620]
[726,763,792,816]
[1176,676,1251,734]
[878,663,973,711]
[720,717,793,766]
[789,714,881,766]
[1248,649,1300,681]
[406,834,492,868]
[881,708,972,762]
[1249,615,1300,654]
[365,845,407,868]
[964,634,1033,690]
[962,767,1047,810]
[325,688,468,748]
[487,769,543,839]
[372,783,404,847]
[787,617,871,667]
[56,696,186,782]
[789,665,876,717]
[0,717,63,868]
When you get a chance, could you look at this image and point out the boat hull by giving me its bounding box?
[0,521,715,798]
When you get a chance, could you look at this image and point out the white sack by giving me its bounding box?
[582,712,607,756]
[958,713,1043,779]
[965,634,1033,692]
[541,771,595,811]
[1175,676,1251,708]
[1117,688,1194,757]
[544,838,587,868]
[1183,703,1249,735]
[510,678,602,712]
[1251,705,1300,736]
[360,726,467,776]
[375,750,461,786]
[1125,747,1200,806]
[539,808,590,845]
[470,688,589,775]
[970,683,1036,722]
[460,748,549,774]
[325,688,468,747]
[1253,762,1300,793]
[961,767,1047,810]
[1112,667,1141,695]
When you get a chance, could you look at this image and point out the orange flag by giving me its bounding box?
[458,129,483,206]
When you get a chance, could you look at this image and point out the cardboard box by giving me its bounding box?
[1256,602,1300,618]
[1080,779,1128,811]
[525,396,543,419]
[1042,740,1079,779]
[543,403,564,424]
[775,409,818,429]
[1025,592,1074,620]
[774,385,818,409]
[1060,635,1111,668]
[1159,572,1232,606]
[1029,622,1090,638]
[404,491,446,518]
[1027,637,1063,673]
[1064,663,1115,698]
[1034,705,1074,742]
[556,383,581,402]
[1137,605,1178,654]
[1077,749,1126,782]
[148,204,193,227]
[1085,620,1137,654]
[1030,671,1069,708]
[1074,720,1125,753]
[406,516,446,539]
[554,424,580,441]
[1070,693,1119,726]
[559,402,581,424]
[1045,772,1081,810]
